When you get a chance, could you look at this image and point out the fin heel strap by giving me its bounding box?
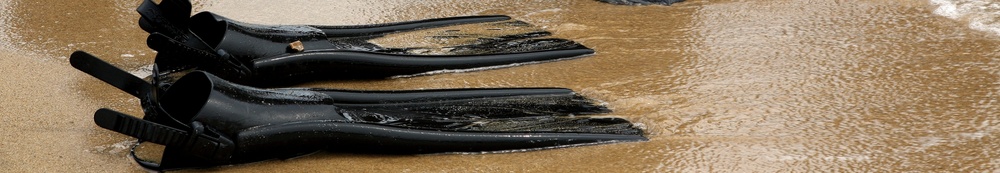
[69,51,153,98]
[94,109,235,161]
[137,0,191,36]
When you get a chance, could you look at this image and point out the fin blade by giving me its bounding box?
[327,18,592,56]
[332,91,611,117]
[338,107,643,136]
[316,15,512,37]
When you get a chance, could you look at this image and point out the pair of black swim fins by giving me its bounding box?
[75,0,646,171]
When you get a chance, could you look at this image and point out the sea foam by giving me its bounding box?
[931,0,1000,37]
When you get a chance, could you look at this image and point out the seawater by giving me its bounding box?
[931,0,1000,36]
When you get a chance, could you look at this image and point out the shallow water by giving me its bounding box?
[932,0,1000,36]
[2,0,1000,172]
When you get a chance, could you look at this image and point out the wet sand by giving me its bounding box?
[3,0,1000,172]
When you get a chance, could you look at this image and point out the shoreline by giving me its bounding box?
[2,0,1000,172]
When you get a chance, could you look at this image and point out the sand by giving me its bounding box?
[2,0,1000,172]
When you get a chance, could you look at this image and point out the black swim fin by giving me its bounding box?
[71,51,645,170]
[138,0,596,85]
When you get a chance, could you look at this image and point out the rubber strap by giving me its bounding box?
[94,109,234,161]
[136,0,191,36]
[69,51,153,98]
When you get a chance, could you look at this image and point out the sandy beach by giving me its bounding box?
[3,0,1000,172]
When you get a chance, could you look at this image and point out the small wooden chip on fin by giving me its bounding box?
[288,40,305,52]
